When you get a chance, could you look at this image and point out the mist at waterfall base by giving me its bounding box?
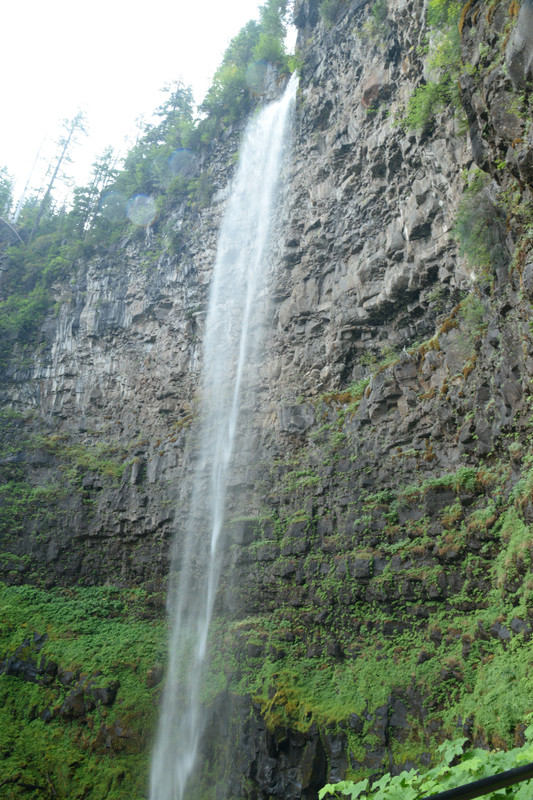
[149,74,298,800]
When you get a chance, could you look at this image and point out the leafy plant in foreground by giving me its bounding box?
[319,726,533,798]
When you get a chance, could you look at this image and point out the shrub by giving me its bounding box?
[453,168,507,277]
[319,0,344,27]
[254,32,287,66]
[402,0,463,130]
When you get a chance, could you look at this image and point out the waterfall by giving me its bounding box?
[149,74,298,800]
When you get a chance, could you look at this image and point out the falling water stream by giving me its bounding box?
[149,75,298,800]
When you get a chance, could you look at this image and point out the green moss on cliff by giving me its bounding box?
[202,286,533,781]
[0,583,165,799]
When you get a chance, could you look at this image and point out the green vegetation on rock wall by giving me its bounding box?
[0,583,165,799]
[201,314,533,781]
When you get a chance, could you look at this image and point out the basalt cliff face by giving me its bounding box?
[2,0,533,798]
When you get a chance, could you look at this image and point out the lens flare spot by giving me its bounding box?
[168,149,195,177]
[127,194,157,227]
[99,191,127,222]
[245,60,269,93]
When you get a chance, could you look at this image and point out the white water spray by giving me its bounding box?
[149,75,298,800]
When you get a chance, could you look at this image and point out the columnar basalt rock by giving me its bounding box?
[1,0,475,587]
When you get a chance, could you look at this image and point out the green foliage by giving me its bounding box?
[0,91,187,365]
[282,468,321,492]
[0,582,165,799]
[0,414,129,548]
[67,147,120,236]
[0,165,14,216]
[0,0,296,373]
[402,0,462,130]
[199,1,290,137]
[217,417,533,760]
[319,0,345,27]
[402,78,456,131]
[0,480,63,537]
[287,49,305,76]
[186,173,215,208]
[402,466,479,499]
[113,82,194,199]
[492,507,531,594]
[68,446,126,483]
[359,0,390,45]
[27,112,88,245]
[359,344,399,374]
[371,0,388,24]
[258,0,287,40]
[349,377,371,399]
[0,222,97,369]
[457,292,485,330]
[201,63,254,135]
[220,19,262,69]
[453,168,507,277]
[320,729,533,798]
[426,0,460,28]
[254,32,287,65]
[0,286,50,364]
[208,571,533,757]
[197,291,533,793]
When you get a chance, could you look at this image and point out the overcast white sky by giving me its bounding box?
[1,0,272,206]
